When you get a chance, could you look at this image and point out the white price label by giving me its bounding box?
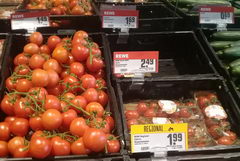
[113,51,159,75]
[11,11,50,32]
[101,10,139,28]
[131,123,188,153]
[199,6,234,24]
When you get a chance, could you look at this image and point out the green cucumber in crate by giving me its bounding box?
[210,41,233,50]
[213,31,240,41]
[229,58,240,68]
[217,46,240,59]
[171,0,231,7]
[231,65,240,76]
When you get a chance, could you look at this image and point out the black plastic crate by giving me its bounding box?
[0,32,125,160]
[95,1,185,32]
[105,31,218,79]
[115,78,240,155]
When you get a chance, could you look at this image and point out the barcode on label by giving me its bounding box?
[120,69,127,72]
[141,147,149,151]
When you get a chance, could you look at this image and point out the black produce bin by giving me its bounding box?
[105,31,218,79]
[115,78,240,155]
[196,28,240,119]
[0,32,126,160]
[95,1,186,32]
[16,0,101,33]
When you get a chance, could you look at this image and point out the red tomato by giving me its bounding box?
[71,44,89,61]
[13,145,29,158]
[62,109,77,129]
[46,69,60,88]
[197,96,210,109]
[32,69,49,87]
[14,53,30,66]
[144,108,156,118]
[149,102,158,109]
[97,90,108,107]
[127,119,138,129]
[29,87,48,102]
[1,95,16,115]
[50,7,62,15]
[8,136,24,154]
[29,54,45,69]
[71,37,87,46]
[67,54,76,65]
[82,88,99,103]
[62,75,79,93]
[90,118,110,134]
[63,92,76,100]
[52,46,69,64]
[70,62,85,78]
[29,116,44,131]
[70,96,87,113]
[15,79,32,92]
[13,97,33,118]
[156,109,168,117]
[30,32,43,46]
[71,5,85,15]
[0,122,10,141]
[23,43,39,55]
[31,130,44,140]
[207,93,218,102]
[70,117,89,137]
[125,110,139,120]
[106,136,120,153]
[41,109,63,130]
[0,141,8,157]
[4,116,16,124]
[205,118,219,127]
[47,35,61,51]
[217,136,234,145]
[9,118,29,137]
[44,95,61,111]
[208,125,222,139]
[179,108,192,118]
[51,136,70,156]
[92,47,101,56]
[40,44,51,55]
[73,30,88,39]
[61,69,70,79]
[136,102,148,115]
[5,77,17,91]
[90,69,105,79]
[188,127,196,137]
[29,137,52,159]
[83,128,106,152]
[47,84,63,96]
[86,56,104,72]
[43,58,62,74]
[86,102,104,118]
[225,131,237,141]
[95,78,106,89]
[105,116,115,131]
[14,65,31,75]
[71,137,91,155]
[80,74,96,89]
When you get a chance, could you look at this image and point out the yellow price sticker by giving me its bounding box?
[130,123,188,153]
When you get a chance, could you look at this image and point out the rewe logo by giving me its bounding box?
[115,54,128,58]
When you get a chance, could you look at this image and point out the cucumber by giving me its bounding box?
[210,41,233,50]
[229,58,240,68]
[213,31,240,41]
[174,0,231,7]
[220,46,240,59]
[235,8,240,15]
[231,65,240,76]
[231,40,240,47]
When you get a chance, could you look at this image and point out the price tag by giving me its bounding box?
[199,6,234,24]
[131,123,188,153]
[11,11,50,32]
[113,51,159,75]
[101,10,139,28]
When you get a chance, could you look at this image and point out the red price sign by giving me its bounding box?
[113,51,159,75]
[101,10,139,28]
[199,6,234,24]
[11,11,50,32]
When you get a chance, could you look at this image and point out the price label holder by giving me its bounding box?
[131,123,188,153]
[113,51,159,78]
[199,6,234,30]
[100,4,139,29]
[11,11,50,33]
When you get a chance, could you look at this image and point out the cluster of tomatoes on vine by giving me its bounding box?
[0,30,120,159]
[26,0,93,15]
